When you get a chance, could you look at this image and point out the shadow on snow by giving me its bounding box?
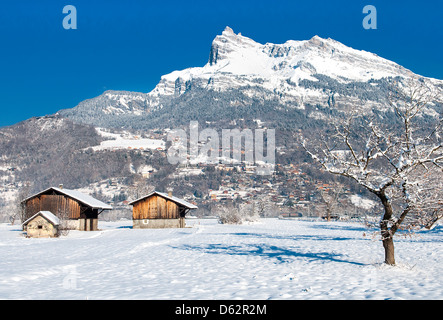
[307,223,370,232]
[173,243,366,265]
[214,232,360,242]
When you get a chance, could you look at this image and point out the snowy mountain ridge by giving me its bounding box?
[58,26,442,129]
[154,26,415,95]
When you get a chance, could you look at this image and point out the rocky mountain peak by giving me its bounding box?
[222,26,235,35]
[209,26,259,65]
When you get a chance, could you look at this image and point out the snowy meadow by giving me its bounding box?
[0,219,441,300]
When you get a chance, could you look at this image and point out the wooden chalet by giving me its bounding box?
[129,191,198,229]
[22,186,113,231]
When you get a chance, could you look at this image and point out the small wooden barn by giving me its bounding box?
[129,191,198,228]
[22,186,113,231]
[22,211,60,238]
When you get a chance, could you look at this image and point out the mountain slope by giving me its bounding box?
[0,116,169,192]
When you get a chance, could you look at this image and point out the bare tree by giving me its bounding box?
[253,197,279,218]
[14,182,33,227]
[301,78,443,265]
[402,165,443,230]
[128,176,155,201]
[215,201,260,224]
[215,203,243,224]
[319,185,344,221]
[56,206,71,236]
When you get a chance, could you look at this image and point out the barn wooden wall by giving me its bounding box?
[25,195,82,220]
[132,195,180,220]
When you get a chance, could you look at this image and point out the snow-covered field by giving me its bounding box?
[0,219,441,300]
[90,128,165,151]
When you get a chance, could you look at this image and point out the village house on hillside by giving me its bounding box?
[22,186,112,231]
[22,211,60,238]
[129,191,197,229]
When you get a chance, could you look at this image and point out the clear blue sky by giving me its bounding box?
[0,0,442,127]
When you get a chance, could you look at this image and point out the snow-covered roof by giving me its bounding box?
[129,191,198,209]
[22,187,113,210]
[22,211,60,226]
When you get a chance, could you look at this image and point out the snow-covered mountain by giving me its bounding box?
[154,26,414,94]
[1,27,442,220]
[58,26,442,129]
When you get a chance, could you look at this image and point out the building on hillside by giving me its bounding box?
[22,186,112,231]
[22,211,60,238]
[129,191,197,229]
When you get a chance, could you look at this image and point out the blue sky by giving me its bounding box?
[0,0,442,127]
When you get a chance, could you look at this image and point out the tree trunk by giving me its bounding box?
[382,237,396,265]
[377,190,397,265]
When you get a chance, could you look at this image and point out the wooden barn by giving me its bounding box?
[129,191,198,229]
[22,211,60,238]
[22,186,113,231]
